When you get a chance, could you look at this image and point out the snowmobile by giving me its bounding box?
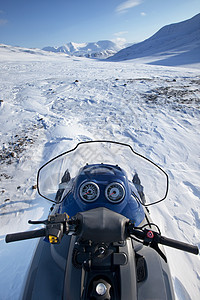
[6,141,199,300]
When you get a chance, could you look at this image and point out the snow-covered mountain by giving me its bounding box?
[43,40,124,58]
[109,13,200,67]
[0,43,71,61]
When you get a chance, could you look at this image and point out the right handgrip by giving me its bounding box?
[5,228,46,243]
[158,235,199,255]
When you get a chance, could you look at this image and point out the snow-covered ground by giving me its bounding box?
[0,46,200,299]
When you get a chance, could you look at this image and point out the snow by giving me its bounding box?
[109,13,200,69]
[42,40,124,58]
[0,44,200,300]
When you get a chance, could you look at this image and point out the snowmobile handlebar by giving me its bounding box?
[157,235,199,255]
[128,227,199,255]
[5,213,199,256]
[5,228,46,243]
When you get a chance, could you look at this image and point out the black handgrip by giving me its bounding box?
[5,228,46,243]
[129,227,199,255]
[158,235,199,255]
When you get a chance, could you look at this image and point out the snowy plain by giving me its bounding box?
[0,45,200,299]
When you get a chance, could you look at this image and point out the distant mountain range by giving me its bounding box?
[1,14,199,68]
[42,14,200,67]
[42,40,126,58]
[108,13,200,67]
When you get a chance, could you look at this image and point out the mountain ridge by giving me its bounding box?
[42,40,125,58]
[108,13,200,67]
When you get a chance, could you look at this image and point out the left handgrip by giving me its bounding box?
[5,228,46,243]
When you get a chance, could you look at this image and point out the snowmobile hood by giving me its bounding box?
[58,163,145,226]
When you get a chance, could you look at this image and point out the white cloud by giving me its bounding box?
[112,37,127,47]
[116,0,143,14]
[141,12,146,16]
[114,31,128,36]
[0,19,8,26]
[0,10,8,26]
[112,31,128,46]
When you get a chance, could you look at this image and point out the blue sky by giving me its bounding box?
[0,0,199,48]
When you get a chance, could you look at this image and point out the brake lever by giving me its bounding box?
[28,213,69,226]
[28,213,71,244]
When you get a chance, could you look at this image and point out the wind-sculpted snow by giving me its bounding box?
[0,48,200,299]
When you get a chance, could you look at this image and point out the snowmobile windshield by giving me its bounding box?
[37,141,168,206]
